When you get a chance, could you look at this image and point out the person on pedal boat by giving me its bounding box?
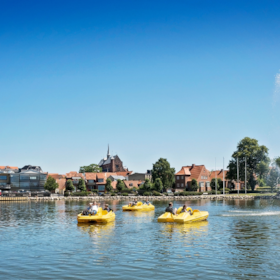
[165,202,177,215]
[181,204,192,215]
[82,203,93,215]
[103,204,113,212]
[89,201,99,215]
[144,199,150,205]
[130,198,138,206]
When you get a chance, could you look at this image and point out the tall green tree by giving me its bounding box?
[190,179,198,191]
[77,178,86,192]
[79,164,102,173]
[116,179,125,192]
[105,178,113,192]
[276,157,280,169]
[44,176,59,193]
[142,178,153,192]
[256,160,270,179]
[153,178,163,192]
[227,137,269,191]
[66,180,75,192]
[266,167,279,192]
[152,158,175,190]
[210,178,223,190]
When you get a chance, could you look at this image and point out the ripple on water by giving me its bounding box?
[1,200,280,280]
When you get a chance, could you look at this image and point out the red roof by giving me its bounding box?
[210,170,228,180]
[48,173,66,180]
[115,171,132,176]
[0,166,18,170]
[65,171,85,179]
[176,164,210,181]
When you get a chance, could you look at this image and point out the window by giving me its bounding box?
[98,179,104,182]
[88,180,94,183]
[98,185,105,191]
[181,183,184,187]
[177,176,179,180]
[0,175,7,180]
[20,175,30,182]
[40,174,47,180]
[30,176,38,180]
[129,183,133,186]
[181,176,184,179]
[116,165,119,168]
[177,183,179,188]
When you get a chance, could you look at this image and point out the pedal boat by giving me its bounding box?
[122,201,155,211]
[158,207,209,223]
[77,207,115,223]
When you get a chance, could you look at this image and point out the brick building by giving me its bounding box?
[98,146,129,173]
[210,170,243,190]
[175,164,211,192]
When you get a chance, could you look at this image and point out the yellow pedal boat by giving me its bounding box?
[122,201,155,211]
[77,207,115,223]
[158,207,209,223]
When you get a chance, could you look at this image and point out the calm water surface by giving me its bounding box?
[1,199,280,279]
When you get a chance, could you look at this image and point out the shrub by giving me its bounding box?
[72,191,89,196]
[152,190,161,196]
[122,193,128,196]
[111,193,116,196]
[91,189,98,193]
[162,192,168,196]
[143,191,150,196]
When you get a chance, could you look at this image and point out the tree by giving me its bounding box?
[276,157,280,169]
[256,160,270,179]
[142,178,153,192]
[227,137,269,191]
[77,178,86,192]
[153,178,163,192]
[66,180,75,192]
[79,164,102,173]
[266,167,279,192]
[105,178,113,192]
[116,179,125,192]
[152,158,175,191]
[210,178,223,190]
[44,176,59,193]
[190,179,198,191]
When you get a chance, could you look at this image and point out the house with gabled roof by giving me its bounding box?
[175,164,211,192]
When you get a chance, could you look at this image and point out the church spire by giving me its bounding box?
[107,144,110,158]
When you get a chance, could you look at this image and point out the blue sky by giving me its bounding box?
[1,0,280,174]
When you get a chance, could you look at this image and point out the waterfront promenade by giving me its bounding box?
[0,194,279,202]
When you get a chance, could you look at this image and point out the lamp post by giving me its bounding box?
[237,157,239,195]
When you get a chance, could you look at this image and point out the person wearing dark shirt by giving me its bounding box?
[165,202,177,215]
[103,204,113,212]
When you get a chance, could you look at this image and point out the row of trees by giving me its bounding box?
[227,137,280,191]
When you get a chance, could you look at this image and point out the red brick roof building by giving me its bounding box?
[175,164,211,192]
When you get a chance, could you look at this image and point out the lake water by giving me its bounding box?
[1,199,280,279]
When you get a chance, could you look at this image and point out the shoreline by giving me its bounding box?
[1,194,279,201]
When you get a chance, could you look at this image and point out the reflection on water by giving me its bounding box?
[1,199,280,280]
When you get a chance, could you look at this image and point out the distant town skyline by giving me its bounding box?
[1,0,280,174]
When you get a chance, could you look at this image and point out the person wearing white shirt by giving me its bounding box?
[89,202,99,215]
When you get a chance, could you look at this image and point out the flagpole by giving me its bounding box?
[245,157,247,194]
[215,157,217,195]
[223,157,225,195]
[237,157,239,195]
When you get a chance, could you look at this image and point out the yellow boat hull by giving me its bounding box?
[77,208,115,223]
[122,202,155,211]
[158,209,209,223]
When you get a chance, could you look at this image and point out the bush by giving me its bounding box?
[72,191,89,196]
[143,191,150,196]
[162,192,168,196]
[152,190,161,196]
[91,189,98,193]
[122,193,128,196]
[111,193,116,196]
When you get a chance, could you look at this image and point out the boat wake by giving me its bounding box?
[222,211,280,217]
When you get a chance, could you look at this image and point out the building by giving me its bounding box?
[98,146,129,173]
[48,173,66,194]
[65,171,85,191]
[175,164,211,192]
[209,170,243,190]
[0,165,48,191]
[128,170,152,181]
